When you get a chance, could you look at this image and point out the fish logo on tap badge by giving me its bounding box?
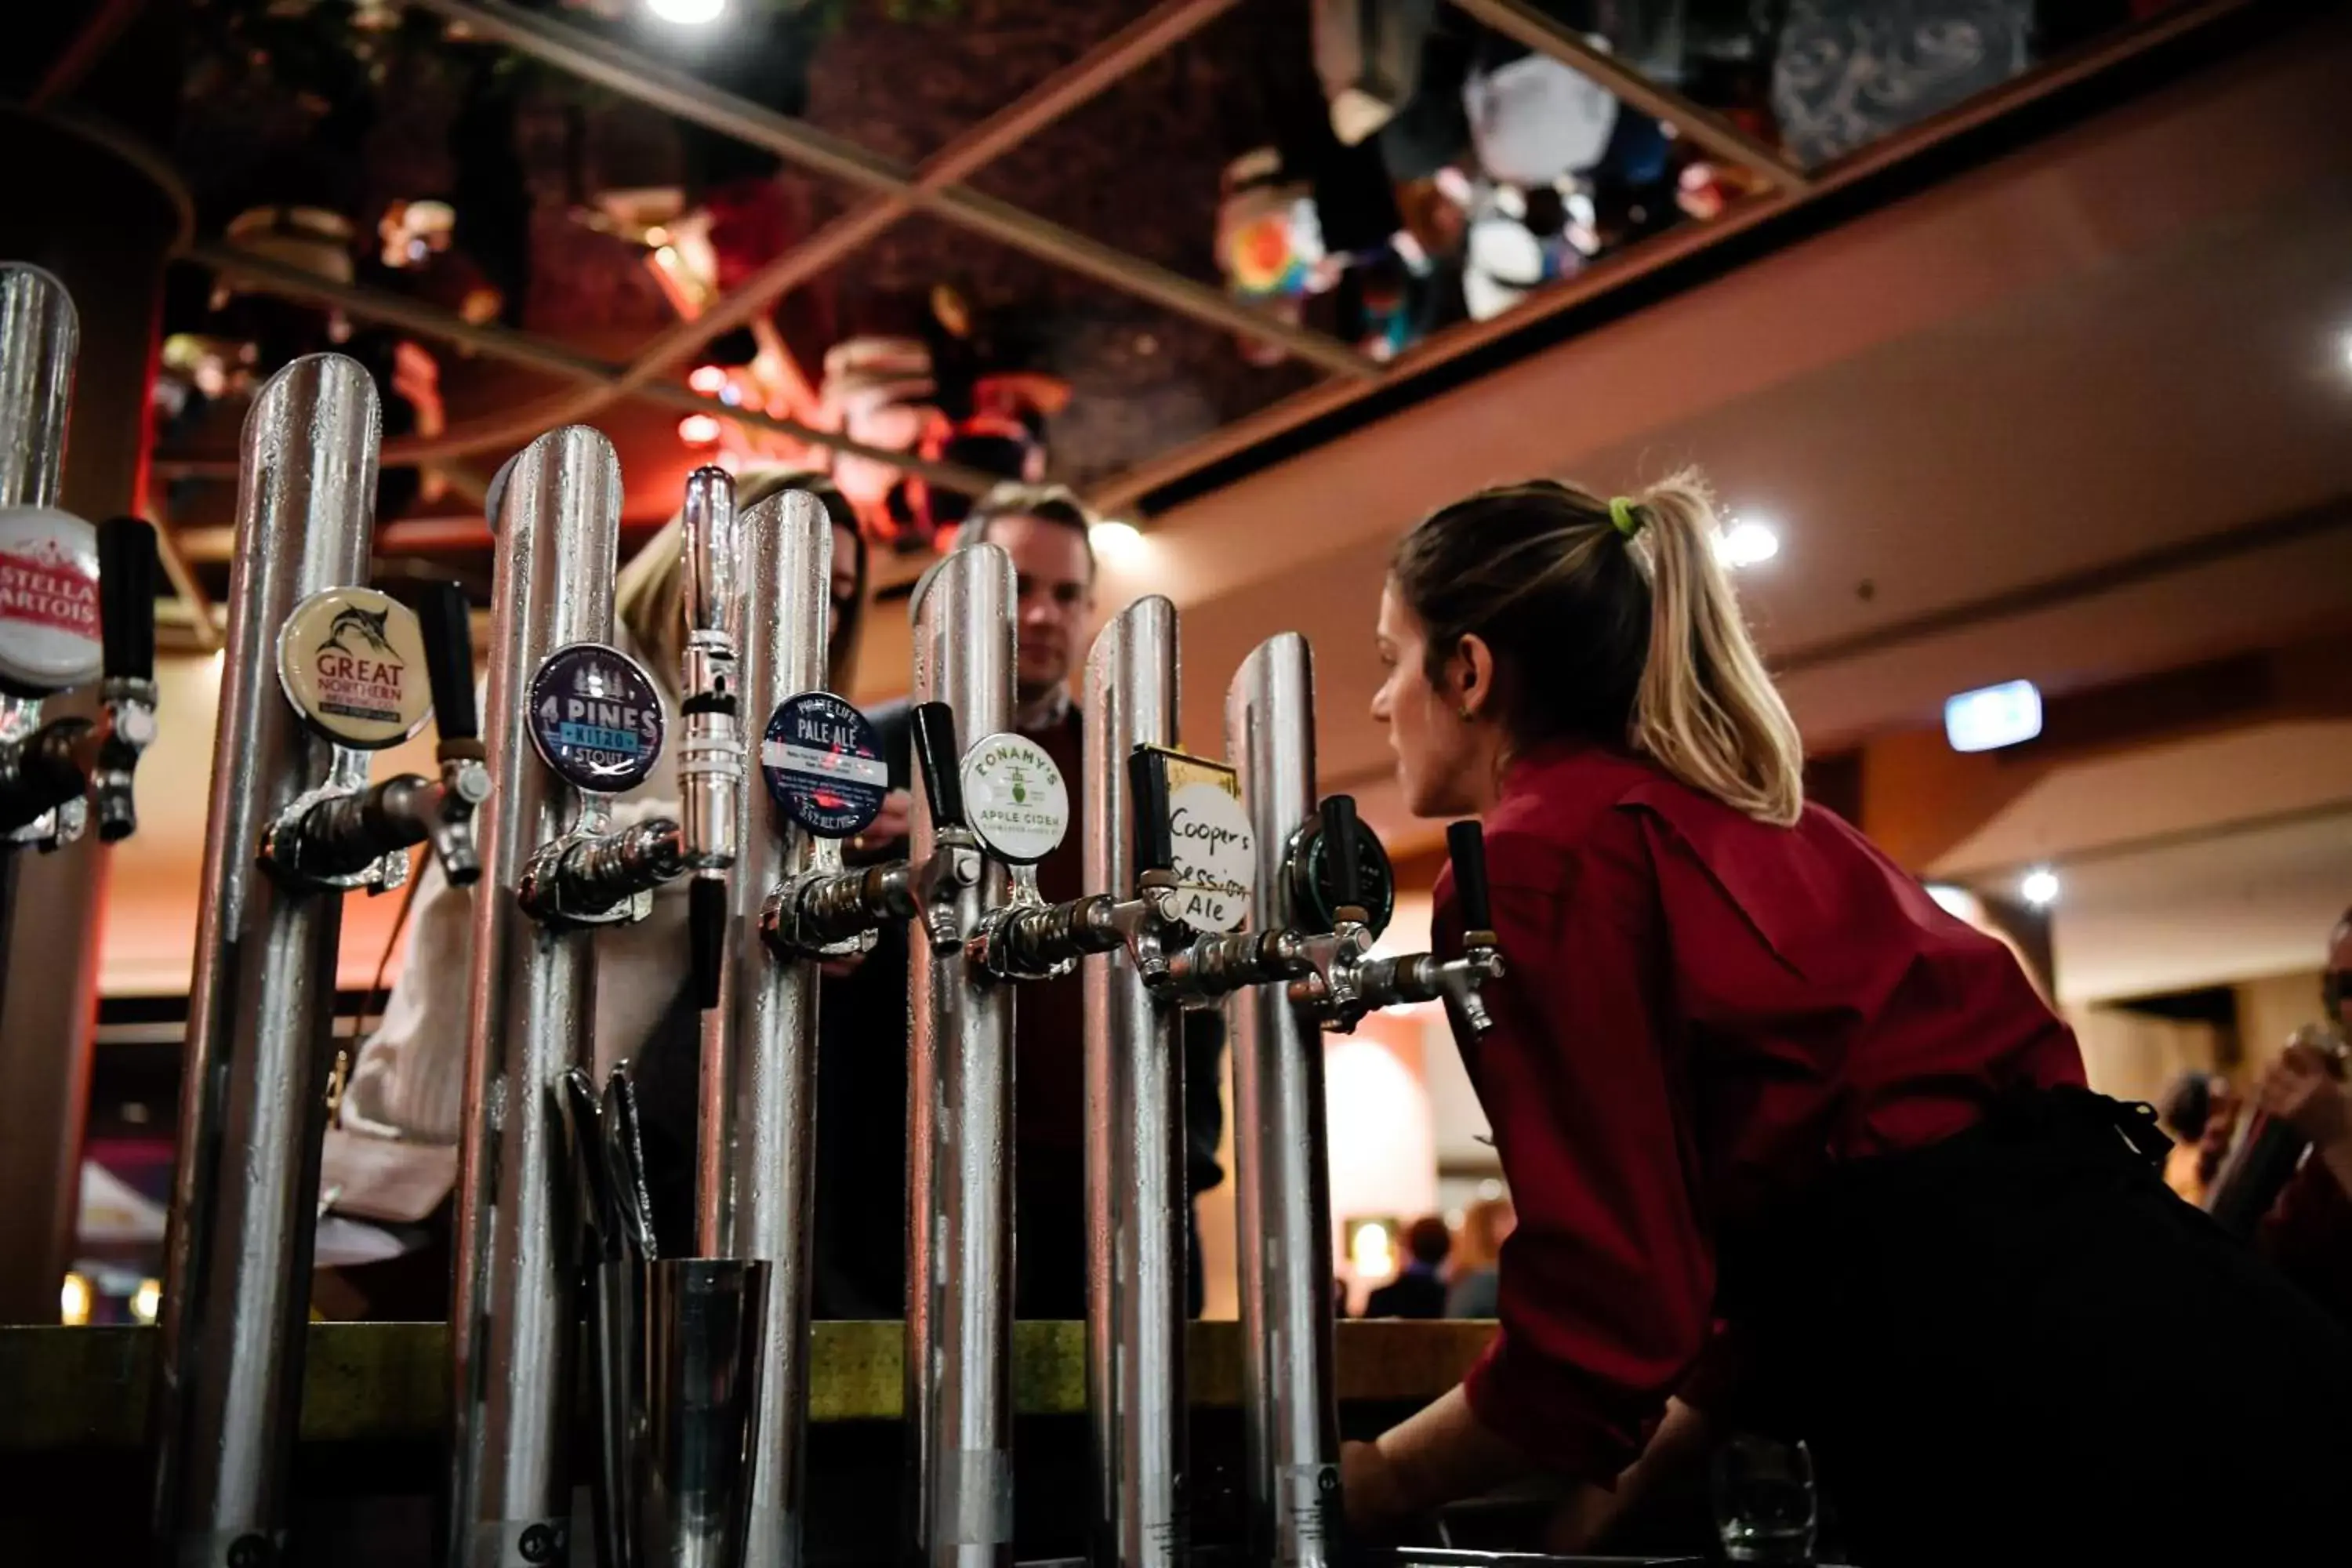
[276,586,433,749]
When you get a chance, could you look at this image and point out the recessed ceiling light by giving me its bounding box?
[2020,866,2060,909]
[647,0,726,23]
[677,413,722,445]
[1715,518,1780,569]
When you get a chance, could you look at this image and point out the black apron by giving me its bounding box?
[1720,1086,2352,1566]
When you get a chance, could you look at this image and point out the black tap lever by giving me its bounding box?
[1447,819,1492,935]
[910,701,964,829]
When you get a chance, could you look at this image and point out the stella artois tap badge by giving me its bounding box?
[0,505,103,695]
[958,731,1070,864]
[276,586,434,749]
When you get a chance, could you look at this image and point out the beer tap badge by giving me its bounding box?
[528,641,664,793]
[0,505,103,694]
[959,731,1070,865]
[1146,748,1256,935]
[276,586,434,749]
[760,691,887,839]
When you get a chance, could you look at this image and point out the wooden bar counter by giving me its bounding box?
[0,1319,1495,1562]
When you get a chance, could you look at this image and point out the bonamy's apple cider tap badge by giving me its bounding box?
[1139,746,1255,934]
[959,731,1072,864]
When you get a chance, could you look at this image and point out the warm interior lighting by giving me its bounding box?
[1715,518,1780,568]
[1090,519,1145,564]
[677,413,723,445]
[645,0,726,24]
[1348,1220,1396,1280]
[60,1272,91,1327]
[688,365,729,396]
[2020,866,2061,909]
[132,1277,162,1325]
[1925,884,1976,921]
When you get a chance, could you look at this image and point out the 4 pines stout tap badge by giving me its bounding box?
[528,642,664,793]
[760,691,887,840]
[276,586,434,749]
[959,731,1070,863]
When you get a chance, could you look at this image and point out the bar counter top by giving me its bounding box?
[0,1318,1494,1452]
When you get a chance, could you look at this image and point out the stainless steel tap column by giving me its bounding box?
[448,425,626,1568]
[0,263,73,508]
[701,488,832,1565]
[1226,634,1341,1568]
[151,355,383,1568]
[1081,597,1185,1568]
[907,542,1018,1568]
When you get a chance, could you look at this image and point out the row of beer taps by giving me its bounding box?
[121,341,1504,1568]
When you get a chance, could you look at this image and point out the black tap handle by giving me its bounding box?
[690,875,727,1011]
[95,517,157,685]
[416,581,478,743]
[1127,747,1173,877]
[1447,820,1492,933]
[1321,795,1362,910]
[911,701,964,829]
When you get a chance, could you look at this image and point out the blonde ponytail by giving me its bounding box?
[1624,474,1806,826]
[1392,469,1806,827]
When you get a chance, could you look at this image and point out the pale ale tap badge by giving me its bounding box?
[761,691,887,840]
[528,642,665,794]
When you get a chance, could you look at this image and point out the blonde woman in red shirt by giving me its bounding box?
[1341,475,2352,1564]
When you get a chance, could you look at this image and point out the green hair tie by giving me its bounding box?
[1609,495,1646,539]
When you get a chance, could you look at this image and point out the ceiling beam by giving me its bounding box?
[1088,0,2256,512]
[168,241,1009,494]
[404,0,1376,379]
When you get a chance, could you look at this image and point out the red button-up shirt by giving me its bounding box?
[1432,742,2085,1476]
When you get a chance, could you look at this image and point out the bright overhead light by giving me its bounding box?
[677,413,722,445]
[1944,678,2043,753]
[1715,517,1780,568]
[1090,519,1145,564]
[688,365,729,395]
[2020,866,2060,909]
[646,0,726,23]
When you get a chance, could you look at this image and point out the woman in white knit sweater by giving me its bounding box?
[323,471,868,1278]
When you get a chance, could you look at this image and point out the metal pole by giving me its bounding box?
[448,424,626,1568]
[1226,633,1341,1568]
[0,262,75,508]
[1081,597,1186,1568]
[701,488,832,1565]
[151,354,382,1567]
[907,543,1017,1568]
[0,261,77,1072]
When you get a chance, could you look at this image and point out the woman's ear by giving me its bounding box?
[1453,634,1497,720]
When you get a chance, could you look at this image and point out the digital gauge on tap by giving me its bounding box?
[1283,809,1395,940]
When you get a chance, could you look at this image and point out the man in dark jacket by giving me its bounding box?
[1363,1216,1453,1320]
[815,484,1226,1320]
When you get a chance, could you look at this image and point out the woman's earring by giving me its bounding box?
[1457,705,1475,722]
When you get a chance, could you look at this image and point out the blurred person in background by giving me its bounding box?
[321,469,866,1313]
[1446,1195,1516,1319]
[813,483,1228,1322]
[1366,1217,1454,1319]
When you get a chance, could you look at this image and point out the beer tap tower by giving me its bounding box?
[1225,633,1502,1568]
[448,426,692,1568]
[906,541,1022,1568]
[153,354,486,1566]
[0,263,159,999]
